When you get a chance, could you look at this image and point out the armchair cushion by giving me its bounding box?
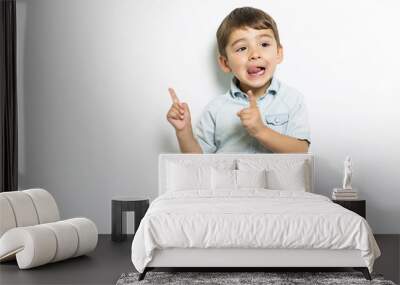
[0,218,97,269]
[0,189,97,269]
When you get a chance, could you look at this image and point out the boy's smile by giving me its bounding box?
[218,27,283,98]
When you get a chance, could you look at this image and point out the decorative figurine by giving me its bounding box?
[342,155,353,190]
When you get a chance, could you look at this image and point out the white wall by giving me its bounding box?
[16,0,400,233]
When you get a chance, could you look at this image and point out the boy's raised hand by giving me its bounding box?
[236,90,265,137]
[166,87,192,132]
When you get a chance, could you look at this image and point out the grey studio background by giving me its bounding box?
[16,0,400,234]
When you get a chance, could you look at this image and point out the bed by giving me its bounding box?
[131,154,381,281]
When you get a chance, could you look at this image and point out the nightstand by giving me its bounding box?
[332,199,366,219]
[111,197,149,242]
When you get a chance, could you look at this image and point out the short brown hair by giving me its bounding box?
[216,7,282,57]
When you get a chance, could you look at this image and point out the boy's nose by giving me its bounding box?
[249,50,261,60]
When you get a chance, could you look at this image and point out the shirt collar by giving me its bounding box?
[229,76,278,99]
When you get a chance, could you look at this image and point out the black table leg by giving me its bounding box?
[112,201,126,241]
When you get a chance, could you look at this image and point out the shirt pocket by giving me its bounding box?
[265,113,289,134]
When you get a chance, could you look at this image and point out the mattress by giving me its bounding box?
[131,189,381,273]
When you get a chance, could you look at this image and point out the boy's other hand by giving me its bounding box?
[167,87,192,132]
[236,90,265,137]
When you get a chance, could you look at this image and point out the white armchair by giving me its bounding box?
[0,188,98,269]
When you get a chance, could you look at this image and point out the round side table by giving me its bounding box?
[111,197,149,242]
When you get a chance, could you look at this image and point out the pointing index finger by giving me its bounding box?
[247,90,257,108]
[168,87,180,104]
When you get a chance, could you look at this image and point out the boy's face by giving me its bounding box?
[218,27,283,92]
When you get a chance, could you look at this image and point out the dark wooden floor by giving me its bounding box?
[0,234,398,285]
[0,235,134,285]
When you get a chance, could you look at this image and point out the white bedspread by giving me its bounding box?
[131,190,380,273]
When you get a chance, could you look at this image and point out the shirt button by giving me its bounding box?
[274,118,280,124]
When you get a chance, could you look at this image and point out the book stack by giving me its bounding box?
[332,188,358,200]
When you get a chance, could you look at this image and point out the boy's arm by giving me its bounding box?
[176,128,203,153]
[167,88,203,153]
[237,90,309,153]
[253,127,309,153]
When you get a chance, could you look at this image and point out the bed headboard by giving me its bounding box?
[158,153,314,195]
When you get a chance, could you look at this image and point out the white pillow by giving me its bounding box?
[236,169,268,189]
[211,168,268,190]
[212,168,236,190]
[266,167,306,191]
[166,162,212,191]
[237,159,310,191]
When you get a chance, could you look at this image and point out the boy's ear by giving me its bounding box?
[277,45,284,64]
[218,55,232,73]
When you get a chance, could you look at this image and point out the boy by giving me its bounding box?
[166,7,310,153]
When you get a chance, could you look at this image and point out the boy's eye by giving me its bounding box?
[236,43,270,52]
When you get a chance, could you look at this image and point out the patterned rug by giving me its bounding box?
[116,271,397,285]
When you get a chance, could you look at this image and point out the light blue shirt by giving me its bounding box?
[194,76,311,153]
